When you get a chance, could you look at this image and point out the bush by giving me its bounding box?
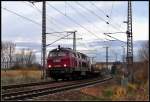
[10,65,22,70]
[9,63,41,70]
[127,83,137,91]
[103,88,113,98]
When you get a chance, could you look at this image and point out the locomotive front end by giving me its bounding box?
[46,47,73,80]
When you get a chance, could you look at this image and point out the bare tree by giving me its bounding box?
[134,40,149,83]
[14,48,36,67]
[138,41,149,62]
[1,41,15,68]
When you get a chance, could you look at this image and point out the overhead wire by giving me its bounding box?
[28,2,80,38]
[105,2,126,61]
[47,2,106,41]
[68,1,123,42]
[76,2,124,32]
[64,2,107,55]
[65,2,107,56]
[46,33,73,47]
[25,2,93,52]
[2,7,58,33]
[25,2,65,32]
[90,2,107,16]
[2,5,73,52]
[90,2,125,31]
[4,2,127,62]
[65,3,110,54]
[47,2,126,62]
[47,2,126,61]
[66,2,125,58]
[106,3,119,61]
[66,2,105,33]
[25,2,73,39]
[2,7,41,27]
[26,2,125,47]
[66,2,107,49]
[75,2,126,44]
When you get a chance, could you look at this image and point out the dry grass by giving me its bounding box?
[1,70,42,78]
[80,81,149,101]
[1,69,42,85]
[79,62,149,101]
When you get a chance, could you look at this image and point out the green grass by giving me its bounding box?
[103,87,114,98]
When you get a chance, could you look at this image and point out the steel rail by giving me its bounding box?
[2,76,112,100]
[2,80,56,90]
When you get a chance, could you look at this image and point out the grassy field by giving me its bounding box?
[79,79,149,101]
[1,69,43,86]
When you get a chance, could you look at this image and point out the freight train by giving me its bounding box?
[46,45,101,81]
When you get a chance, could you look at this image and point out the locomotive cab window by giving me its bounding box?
[73,53,76,57]
[78,54,81,58]
[70,53,75,57]
[48,51,67,57]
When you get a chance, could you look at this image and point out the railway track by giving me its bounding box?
[1,75,112,101]
[2,80,55,90]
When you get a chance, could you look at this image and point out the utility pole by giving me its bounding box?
[122,46,125,63]
[9,46,12,68]
[29,1,46,79]
[126,1,133,83]
[42,1,46,79]
[103,46,109,69]
[90,57,95,64]
[64,31,81,52]
[115,53,118,61]
[122,46,127,76]
[106,46,109,69]
[73,31,76,52]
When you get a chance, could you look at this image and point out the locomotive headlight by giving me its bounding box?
[64,64,67,67]
[48,65,51,68]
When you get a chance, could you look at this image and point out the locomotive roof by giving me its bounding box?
[50,47,73,52]
[50,47,89,58]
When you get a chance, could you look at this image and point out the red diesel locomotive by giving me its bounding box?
[46,45,99,80]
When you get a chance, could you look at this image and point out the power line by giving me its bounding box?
[21,2,125,47]
[4,1,125,54]
[2,7,57,33]
[109,2,114,19]
[76,2,107,23]
[24,2,71,38]
[103,3,126,62]
[90,2,108,18]
[67,2,125,43]
[106,2,113,33]
[90,2,124,31]
[47,3,104,57]
[105,34,126,44]
[66,2,105,33]
[5,3,124,52]
[46,33,73,47]
[107,3,125,31]
[29,2,79,38]
[26,2,65,32]
[64,3,109,53]
[31,3,69,38]
[47,2,105,41]
[76,2,124,32]
[66,2,125,46]
[2,7,41,27]
[69,2,125,44]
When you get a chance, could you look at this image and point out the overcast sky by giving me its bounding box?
[2,1,149,63]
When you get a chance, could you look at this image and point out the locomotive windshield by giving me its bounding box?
[48,51,67,57]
